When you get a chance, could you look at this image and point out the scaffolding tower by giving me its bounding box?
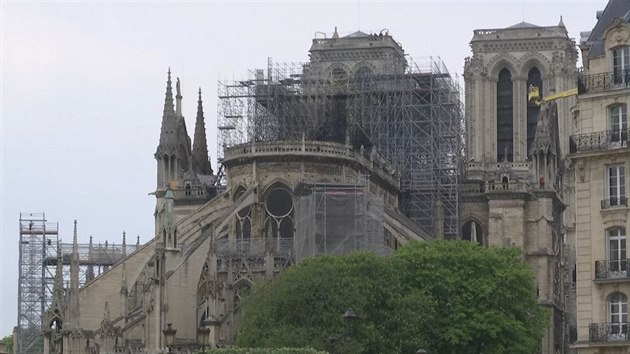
[217,57,463,237]
[17,213,141,354]
[17,213,58,354]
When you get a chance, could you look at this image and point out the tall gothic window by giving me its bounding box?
[234,186,251,241]
[497,68,513,162]
[264,183,294,253]
[527,67,542,159]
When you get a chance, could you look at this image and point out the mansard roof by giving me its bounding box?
[586,0,630,58]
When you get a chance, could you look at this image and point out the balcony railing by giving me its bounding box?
[589,322,630,342]
[578,68,630,94]
[602,197,629,209]
[595,259,630,280]
[569,128,629,154]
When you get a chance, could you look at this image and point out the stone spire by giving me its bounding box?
[332,26,340,39]
[156,69,195,190]
[67,220,81,327]
[86,235,94,282]
[122,231,127,257]
[163,68,175,117]
[71,220,79,291]
[192,88,213,175]
[49,241,65,316]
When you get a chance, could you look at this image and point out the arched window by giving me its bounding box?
[354,66,373,90]
[497,68,513,162]
[235,191,251,241]
[610,105,628,144]
[355,66,372,79]
[613,46,630,85]
[608,228,627,275]
[461,220,483,245]
[609,292,628,339]
[264,183,294,254]
[526,67,542,159]
[330,67,348,85]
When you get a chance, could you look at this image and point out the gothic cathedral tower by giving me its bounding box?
[462,21,578,353]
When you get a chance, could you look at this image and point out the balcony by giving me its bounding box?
[595,259,630,281]
[578,68,630,94]
[569,129,629,154]
[602,197,629,209]
[589,322,630,342]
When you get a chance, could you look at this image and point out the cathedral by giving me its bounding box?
[33,1,630,353]
[41,30,433,354]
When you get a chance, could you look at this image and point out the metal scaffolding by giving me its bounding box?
[17,213,141,354]
[217,57,463,237]
[17,213,58,354]
[294,182,389,262]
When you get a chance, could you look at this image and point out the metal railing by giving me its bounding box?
[602,197,629,209]
[578,69,630,94]
[595,259,630,280]
[569,128,629,153]
[589,322,630,342]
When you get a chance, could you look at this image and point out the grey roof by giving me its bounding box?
[344,30,370,38]
[586,0,630,58]
[507,21,541,29]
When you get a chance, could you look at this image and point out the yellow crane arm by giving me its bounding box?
[528,85,577,105]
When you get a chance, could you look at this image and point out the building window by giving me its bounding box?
[264,183,294,253]
[610,105,628,144]
[608,228,627,275]
[526,67,542,159]
[497,68,513,162]
[330,67,348,85]
[607,165,627,207]
[609,292,628,338]
[613,46,630,85]
[233,186,251,253]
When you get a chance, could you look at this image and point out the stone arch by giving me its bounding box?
[461,218,485,245]
[518,52,550,79]
[233,185,247,201]
[352,61,376,77]
[262,178,293,196]
[487,54,519,79]
[327,62,350,82]
[602,20,630,50]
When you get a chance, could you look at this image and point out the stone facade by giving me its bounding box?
[462,20,578,353]
[570,1,630,352]
[41,36,429,351]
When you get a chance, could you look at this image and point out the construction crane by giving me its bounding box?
[528,85,578,105]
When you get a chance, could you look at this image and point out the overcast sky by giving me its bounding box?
[0,0,608,337]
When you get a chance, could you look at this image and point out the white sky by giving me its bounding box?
[0,0,608,337]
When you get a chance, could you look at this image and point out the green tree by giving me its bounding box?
[0,334,13,353]
[237,241,548,354]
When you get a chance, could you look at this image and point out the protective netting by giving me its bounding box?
[295,183,389,262]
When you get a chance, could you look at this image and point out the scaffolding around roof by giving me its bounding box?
[16,212,141,354]
[217,56,463,237]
